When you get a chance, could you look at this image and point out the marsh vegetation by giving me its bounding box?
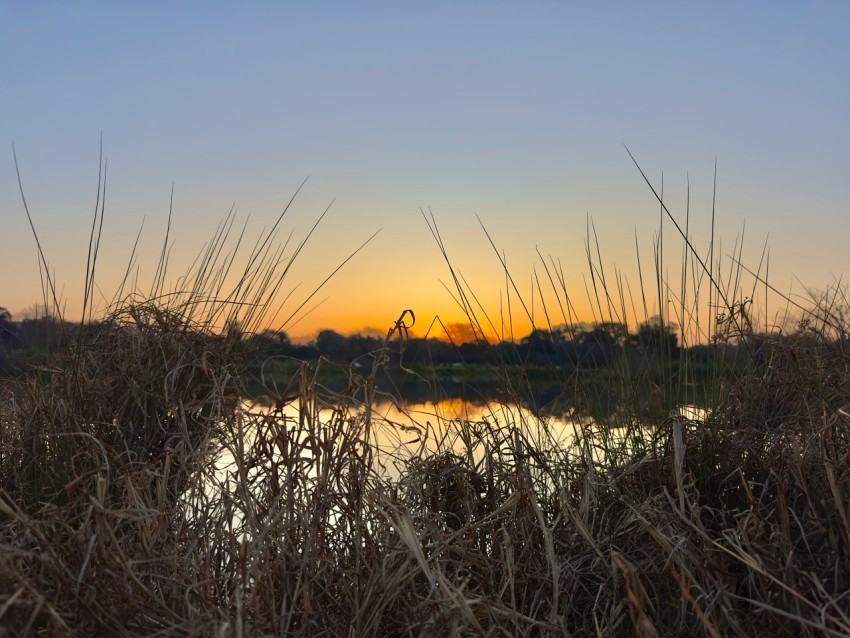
[1,165,849,636]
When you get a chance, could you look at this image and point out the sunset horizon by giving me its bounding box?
[3,3,847,345]
[3,4,850,633]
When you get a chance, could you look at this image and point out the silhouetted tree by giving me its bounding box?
[403,338,457,365]
[289,343,320,360]
[575,322,628,347]
[244,330,294,358]
[521,329,562,364]
[313,330,384,363]
[521,328,560,348]
[634,316,679,357]
[16,315,65,352]
[0,307,16,347]
[457,341,487,365]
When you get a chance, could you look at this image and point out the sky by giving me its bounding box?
[2,2,849,343]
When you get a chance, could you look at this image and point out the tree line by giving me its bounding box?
[242,318,682,369]
[2,305,749,374]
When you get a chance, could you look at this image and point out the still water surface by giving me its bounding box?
[201,398,707,536]
[226,397,704,474]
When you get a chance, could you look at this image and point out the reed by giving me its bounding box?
[1,158,849,636]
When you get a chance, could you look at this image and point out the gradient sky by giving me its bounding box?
[2,3,848,342]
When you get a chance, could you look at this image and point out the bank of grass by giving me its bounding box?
[2,166,850,635]
[2,296,849,637]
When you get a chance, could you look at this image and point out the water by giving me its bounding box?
[222,396,706,476]
[196,397,709,540]
[204,398,588,503]
[214,397,710,473]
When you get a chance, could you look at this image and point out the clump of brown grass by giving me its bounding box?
[0,300,236,634]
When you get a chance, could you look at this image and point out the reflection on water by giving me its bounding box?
[200,397,711,539]
[233,396,676,473]
[208,396,713,489]
[677,404,708,421]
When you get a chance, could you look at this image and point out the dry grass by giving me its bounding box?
[1,299,849,636]
[2,161,849,636]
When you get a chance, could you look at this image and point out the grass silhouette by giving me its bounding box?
[1,154,848,636]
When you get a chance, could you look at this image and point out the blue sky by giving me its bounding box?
[2,2,848,340]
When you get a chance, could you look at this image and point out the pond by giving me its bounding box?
[192,396,709,542]
[211,396,707,484]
